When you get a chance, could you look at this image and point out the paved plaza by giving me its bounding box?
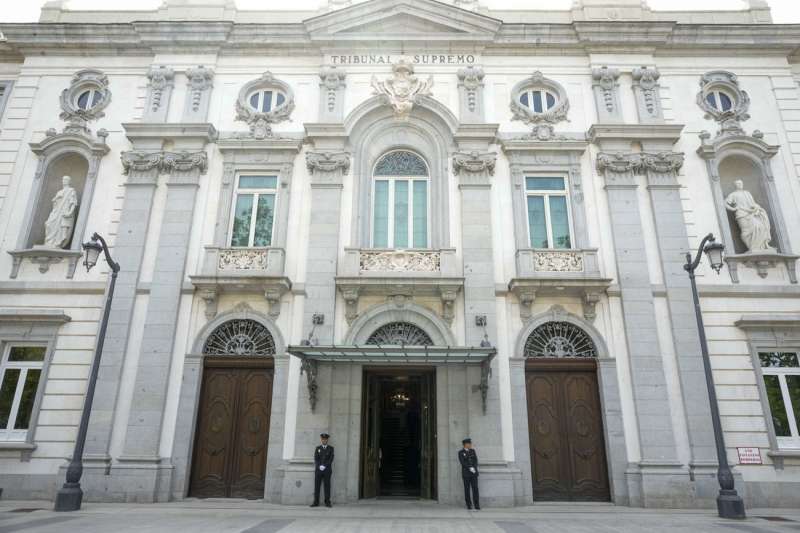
[0,500,799,533]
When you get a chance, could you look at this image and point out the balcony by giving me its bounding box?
[509,248,612,322]
[190,246,291,319]
[336,248,464,325]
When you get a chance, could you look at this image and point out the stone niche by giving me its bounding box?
[27,153,88,249]
[718,155,779,255]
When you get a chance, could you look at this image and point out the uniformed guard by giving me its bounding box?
[311,432,334,507]
[458,437,480,510]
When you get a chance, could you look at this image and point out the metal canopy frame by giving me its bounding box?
[288,344,496,414]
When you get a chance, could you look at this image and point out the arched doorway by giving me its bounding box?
[524,321,610,501]
[360,321,437,500]
[189,319,276,499]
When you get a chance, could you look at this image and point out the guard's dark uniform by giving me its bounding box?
[458,441,480,510]
[313,440,334,506]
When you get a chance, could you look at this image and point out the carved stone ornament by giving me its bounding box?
[697,70,751,138]
[596,151,684,175]
[306,151,351,175]
[371,57,434,118]
[146,65,174,114]
[452,151,496,176]
[59,69,112,134]
[510,71,570,141]
[533,250,584,273]
[591,66,620,113]
[320,66,346,113]
[632,66,661,118]
[186,65,214,112]
[235,71,295,139]
[359,250,441,273]
[457,65,484,113]
[218,248,268,271]
[121,150,208,175]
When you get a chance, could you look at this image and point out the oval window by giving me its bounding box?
[705,90,733,112]
[519,89,557,114]
[248,90,286,113]
[76,89,102,110]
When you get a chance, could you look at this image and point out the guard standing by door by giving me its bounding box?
[459,437,480,510]
[311,433,334,507]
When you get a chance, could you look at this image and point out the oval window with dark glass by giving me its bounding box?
[76,89,102,110]
[248,90,286,113]
[519,89,557,114]
[705,90,733,112]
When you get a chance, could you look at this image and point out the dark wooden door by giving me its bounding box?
[526,361,610,501]
[190,361,273,499]
[361,372,381,499]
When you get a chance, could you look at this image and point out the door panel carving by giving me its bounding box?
[190,363,273,499]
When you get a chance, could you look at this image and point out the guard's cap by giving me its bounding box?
[462,438,472,444]
[320,433,330,439]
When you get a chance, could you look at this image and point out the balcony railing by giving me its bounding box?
[340,248,460,277]
[199,246,286,277]
[515,248,602,278]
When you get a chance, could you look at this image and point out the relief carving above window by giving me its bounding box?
[235,72,295,140]
[203,319,276,356]
[510,71,570,141]
[524,321,597,359]
[697,71,751,138]
[59,69,112,134]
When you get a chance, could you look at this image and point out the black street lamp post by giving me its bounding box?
[54,233,120,512]
[684,233,746,520]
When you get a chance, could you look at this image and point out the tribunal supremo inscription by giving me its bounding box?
[328,54,477,65]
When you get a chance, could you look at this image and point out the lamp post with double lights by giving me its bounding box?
[54,233,120,512]
[684,233,746,519]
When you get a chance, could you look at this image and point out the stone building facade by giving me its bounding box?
[0,0,798,509]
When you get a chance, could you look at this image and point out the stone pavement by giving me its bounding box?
[1,500,800,533]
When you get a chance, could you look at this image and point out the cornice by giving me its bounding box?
[122,123,218,144]
[588,124,684,145]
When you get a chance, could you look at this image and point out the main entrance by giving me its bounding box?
[524,322,610,502]
[360,368,436,499]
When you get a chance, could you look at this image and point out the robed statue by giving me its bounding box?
[725,180,774,253]
[44,175,79,249]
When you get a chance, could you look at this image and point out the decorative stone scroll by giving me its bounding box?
[218,248,268,271]
[371,58,433,118]
[235,71,295,139]
[632,66,663,122]
[591,66,622,123]
[596,151,684,176]
[120,150,208,175]
[457,65,485,122]
[59,69,111,134]
[144,66,174,122]
[533,250,584,272]
[183,65,214,122]
[319,66,346,121]
[306,151,351,175]
[452,151,496,177]
[359,250,441,273]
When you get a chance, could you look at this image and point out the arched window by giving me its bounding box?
[372,150,429,249]
[524,322,597,358]
[203,319,276,356]
[366,322,433,346]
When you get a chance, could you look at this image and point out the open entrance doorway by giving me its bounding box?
[360,368,436,500]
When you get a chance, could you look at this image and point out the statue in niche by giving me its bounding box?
[43,175,79,249]
[725,179,775,253]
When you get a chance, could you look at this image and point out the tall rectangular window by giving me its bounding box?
[0,345,46,442]
[525,176,573,249]
[229,175,278,247]
[0,82,11,122]
[372,178,428,249]
[759,351,800,449]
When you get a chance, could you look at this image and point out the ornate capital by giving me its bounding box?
[162,151,208,174]
[452,151,496,176]
[185,65,214,113]
[591,66,620,115]
[371,57,433,118]
[121,151,163,175]
[632,66,662,120]
[596,152,642,174]
[145,65,174,115]
[457,65,485,115]
[306,151,351,175]
[641,152,684,174]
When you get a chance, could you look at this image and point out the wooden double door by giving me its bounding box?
[526,359,610,501]
[189,359,273,499]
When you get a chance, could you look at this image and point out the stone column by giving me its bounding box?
[642,153,718,483]
[452,149,511,505]
[117,151,208,501]
[596,152,682,506]
[83,152,160,469]
[507,357,533,505]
